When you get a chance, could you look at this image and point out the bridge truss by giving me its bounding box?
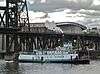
[0,0,63,60]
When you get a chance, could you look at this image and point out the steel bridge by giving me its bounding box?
[0,0,63,61]
[0,0,100,61]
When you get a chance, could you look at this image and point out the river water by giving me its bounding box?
[0,60,100,74]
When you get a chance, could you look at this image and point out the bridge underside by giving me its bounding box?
[0,31,100,60]
[0,33,63,51]
[64,34,100,51]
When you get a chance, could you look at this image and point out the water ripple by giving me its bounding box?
[0,60,100,74]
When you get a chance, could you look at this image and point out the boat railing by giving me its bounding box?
[19,50,77,55]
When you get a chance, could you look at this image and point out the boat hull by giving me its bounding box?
[19,59,90,64]
[18,52,78,63]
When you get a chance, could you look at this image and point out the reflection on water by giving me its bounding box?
[0,60,100,74]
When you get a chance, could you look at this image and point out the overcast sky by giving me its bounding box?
[1,0,100,28]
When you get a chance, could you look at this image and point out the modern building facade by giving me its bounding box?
[56,22,87,34]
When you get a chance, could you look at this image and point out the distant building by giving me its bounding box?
[85,27,100,35]
[56,22,87,34]
[22,21,63,34]
[23,22,87,34]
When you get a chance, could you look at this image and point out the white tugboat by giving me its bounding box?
[18,43,79,63]
[18,50,78,63]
